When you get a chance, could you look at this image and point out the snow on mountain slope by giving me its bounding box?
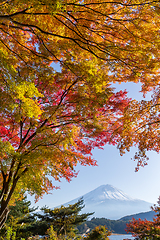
[83,184,134,202]
[60,184,153,220]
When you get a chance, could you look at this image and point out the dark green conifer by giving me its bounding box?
[35,198,94,237]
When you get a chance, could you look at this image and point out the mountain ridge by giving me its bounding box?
[119,210,155,221]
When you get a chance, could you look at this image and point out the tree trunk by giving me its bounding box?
[0,158,28,229]
[0,206,10,229]
[0,174,20,229]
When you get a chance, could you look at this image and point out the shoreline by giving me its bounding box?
[111,233,132,236]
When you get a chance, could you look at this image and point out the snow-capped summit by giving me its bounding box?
[60,184,153,220]
[83,184,134,202]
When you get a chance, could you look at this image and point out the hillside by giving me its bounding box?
[120,210,155,221]
[78,210,155,235]
[77,217,129,234]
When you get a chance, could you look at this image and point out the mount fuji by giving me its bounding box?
[61,184,153,220]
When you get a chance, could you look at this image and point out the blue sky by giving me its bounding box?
[28,82,160,210]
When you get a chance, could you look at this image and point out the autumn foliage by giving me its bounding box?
[126,199,160,239]
[0,0,160,229]
[116,89,160,171]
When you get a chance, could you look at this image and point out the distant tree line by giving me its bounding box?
[77,217,129,234]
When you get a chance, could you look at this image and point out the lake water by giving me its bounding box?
[109,234,134,240]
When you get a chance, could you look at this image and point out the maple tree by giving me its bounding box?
[126,199,160,239]
[115,87,160,172]
[0,0,160,230]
